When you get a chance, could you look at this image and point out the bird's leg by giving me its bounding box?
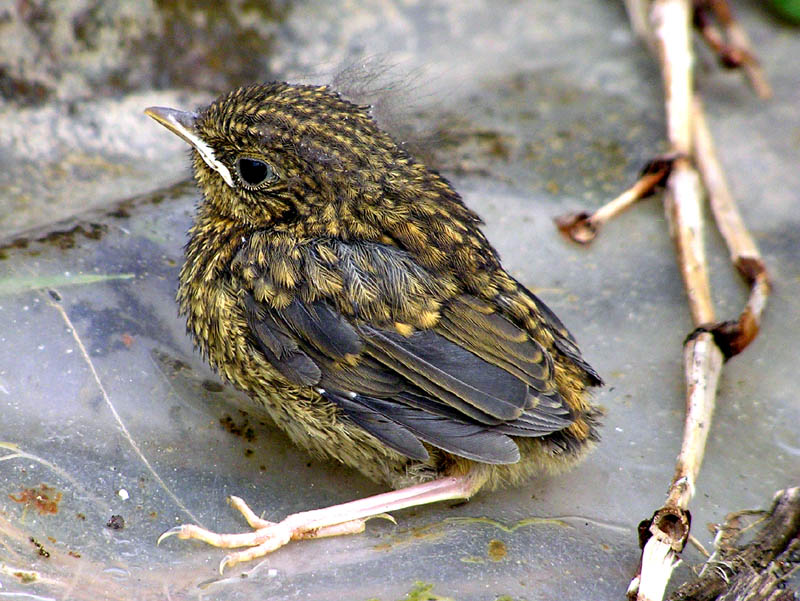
[224,495,377,538]
[159,470,487,571]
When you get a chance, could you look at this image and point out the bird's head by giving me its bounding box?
[146,82,421,232]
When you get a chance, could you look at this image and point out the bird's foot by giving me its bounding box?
[159,474,485,571]
[158,495,380,572]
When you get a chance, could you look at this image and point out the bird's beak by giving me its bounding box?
[144,106,235,188]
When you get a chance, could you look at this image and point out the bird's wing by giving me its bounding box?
[236,237,577,464]
[514,283,604,386]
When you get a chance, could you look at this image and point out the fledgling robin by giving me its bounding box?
[145,82,603,570]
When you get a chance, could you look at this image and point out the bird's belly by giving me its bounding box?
[233,362,424,486]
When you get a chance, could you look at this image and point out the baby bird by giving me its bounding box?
[145,83,602,570]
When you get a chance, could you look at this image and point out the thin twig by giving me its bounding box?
[551,1,771,598]
[670,331,723,510]
[693,1,772,99]
[707,0,772,99]
[690,96,771,358]
[554,158,672,244]
[687,534,710,558]
[664,160,714,325]
[628,1,726,599]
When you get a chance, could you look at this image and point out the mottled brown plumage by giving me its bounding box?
[145,82,602,568]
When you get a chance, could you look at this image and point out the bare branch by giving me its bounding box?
[554,157,673,244]
[690,97,771,358]
[552,3,772,598]
[693,1,772,98]
[628,2,726,598]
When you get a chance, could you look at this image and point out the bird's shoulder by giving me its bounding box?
[231,231,457,331]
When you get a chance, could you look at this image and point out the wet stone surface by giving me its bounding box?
[1,1,799,600]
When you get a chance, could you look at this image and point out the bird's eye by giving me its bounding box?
[236,157,276,190]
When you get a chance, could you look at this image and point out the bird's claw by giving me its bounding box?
[157,525,187,545]
[367,512,396,525]
[219,555,235,574]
